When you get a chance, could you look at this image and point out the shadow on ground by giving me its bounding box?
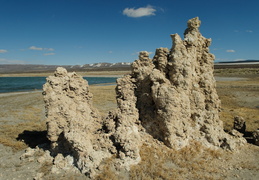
[17,130,50,149]
[244,131,256,145]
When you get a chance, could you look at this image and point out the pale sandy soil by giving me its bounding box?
[0,72,258,179]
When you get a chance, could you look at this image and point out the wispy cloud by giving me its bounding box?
[212,48,223,51]
[29,46,54,51]
[0,49,8,53]
[43,53,55,56]
[46,48,54,51]
[234,30,253,33]
[0,58,26,64]
[29,46,43,50]
[123,5,156,18]
[226,50,235,53]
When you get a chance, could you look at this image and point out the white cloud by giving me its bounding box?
[0,49,8,53]
[46,48,54,51]
[29,46,54,51]
[108,51,113,54]
[29,46,43,50]
[226,50,235,53]
[43,53,55,56]
[0,58,26,64]
[123,5,156,18]
[235,30,253,33]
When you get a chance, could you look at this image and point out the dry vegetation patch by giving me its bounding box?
[216,76,259,132]
[214,68,259,77]
[89,85,117,116]
[0,92,46,151]
[129,141,226,180]
[95,139,228,180]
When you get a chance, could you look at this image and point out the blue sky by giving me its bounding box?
[0,0,258,65]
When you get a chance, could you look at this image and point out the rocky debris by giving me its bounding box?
[20,147,38,162]
[40,17,246,178]
[233,116,246,134]
[51,154,79,174]
[252,129,259,146]
[232,116,259,146]
[229,129,244,138]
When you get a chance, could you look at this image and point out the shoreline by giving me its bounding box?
[0,74,124,78]
[0,83,117,96]
[0,90,41,97]
[0,76,247,95]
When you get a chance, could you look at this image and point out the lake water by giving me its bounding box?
[0,77,118,93]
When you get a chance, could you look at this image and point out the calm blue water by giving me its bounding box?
[0,77,118,93]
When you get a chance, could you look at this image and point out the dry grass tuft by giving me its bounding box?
[95,156,122,180]
[130,140,224,180]
[89,85,117,116]
[39,161,53,175]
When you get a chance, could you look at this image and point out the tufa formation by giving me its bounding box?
[42,17,246,177]
[42,68,115,177]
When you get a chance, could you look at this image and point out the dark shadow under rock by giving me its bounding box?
[17,130,50,149]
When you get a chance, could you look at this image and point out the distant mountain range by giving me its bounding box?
[215,60,259,64]
[0,60,259,74]
[0,62,132,74]
[214,60,259,69]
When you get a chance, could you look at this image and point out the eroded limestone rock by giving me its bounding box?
[252,129,259,146]
[233,116,246,134]
[104,75,142,168]
[43,67,115,177]
[123,17,246,150]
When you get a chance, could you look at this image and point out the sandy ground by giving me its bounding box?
[0,73,258,179]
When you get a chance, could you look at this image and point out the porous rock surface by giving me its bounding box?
[42,17,246,177]
[233,116,246,134]
[43,67,115,177]
[253,129,259,146]
[130,17,246,150]
[104,75,143,167]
